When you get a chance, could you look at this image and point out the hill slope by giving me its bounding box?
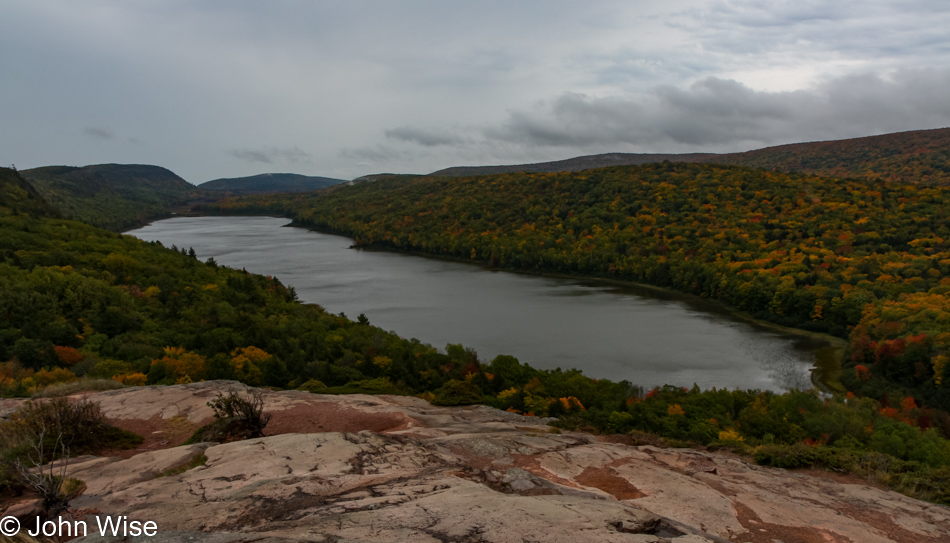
[430,152,716,177]
[0,167,58,218]
[216,162,950,410]
[199,173,346,194]
[21,163,201,231]
[710,127,950,184]
[430,127,950,184]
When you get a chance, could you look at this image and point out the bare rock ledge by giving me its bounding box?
[3,381,948,542]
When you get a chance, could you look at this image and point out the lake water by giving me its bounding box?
[128,215,833,391]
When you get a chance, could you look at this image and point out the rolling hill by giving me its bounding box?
[709,127,950,184]
[199,173,346,194]
[21,163,202,231]
[430,127,950,185]
[429,152,716,177]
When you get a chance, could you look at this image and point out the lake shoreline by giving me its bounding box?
[288,217,847,393]
[130,214,842,393]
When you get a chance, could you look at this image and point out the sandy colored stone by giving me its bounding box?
[0,381,940,543]
[67,443,213,496]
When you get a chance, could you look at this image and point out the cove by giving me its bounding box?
[128,215,839,392]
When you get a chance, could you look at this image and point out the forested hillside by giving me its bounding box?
[711,127,950,185]
[199,173,346,194]
[5,163,950,501]
[430,127,950,185]
[0,167,59,218]
[21,164,203,231]
[430,152,717,176]
[203,163,950,413]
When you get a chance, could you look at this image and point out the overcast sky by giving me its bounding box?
[2,1,949,183]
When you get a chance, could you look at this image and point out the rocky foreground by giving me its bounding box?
[2,381,949,543]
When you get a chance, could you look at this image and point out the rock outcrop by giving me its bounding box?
[3,381,948,542]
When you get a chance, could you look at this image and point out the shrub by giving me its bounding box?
[432,379,483,406]
[0,398,141,516]
[11,428,83,516]
[6,398,108,457]
[32,378,124,398]
[297,379,328,393]
[187,389,271,443]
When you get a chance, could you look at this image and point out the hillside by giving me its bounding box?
[208,162,950,412]
[21,163,202,231]
[430,152,716,177]
[199,172,346,194]
[3,381,947,542]
[430,127,950,185]
[5,161,950,511]
[710,127,950,184]
[0,167,58,218]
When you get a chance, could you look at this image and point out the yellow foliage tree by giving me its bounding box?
[229,346,272,386]
[33,367,78,388]
[114,372,148,386]
[152,346,206,382]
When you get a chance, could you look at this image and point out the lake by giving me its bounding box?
[128,215,836,391]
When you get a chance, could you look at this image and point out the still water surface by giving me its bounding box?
[129,216,831,391]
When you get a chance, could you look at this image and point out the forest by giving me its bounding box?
[202,163,950,411]
[4,163,950,503]
[20,164,206,231]
[430,127,950,185]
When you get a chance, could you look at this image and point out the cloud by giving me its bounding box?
[6,1,950,180]
[385,126,468,147]
[83,126,115,140]
[339,145,403,164]
[482,68,950,151]
[226,146,311,164]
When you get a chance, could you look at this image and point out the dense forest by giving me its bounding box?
[710,127,950,185]
[201,163,950,414]
[431,127,950,186]
[4,163,950,502]
[199,173,345,194]
[20,164,206,231]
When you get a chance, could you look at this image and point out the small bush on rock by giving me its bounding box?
[187,389,271,443]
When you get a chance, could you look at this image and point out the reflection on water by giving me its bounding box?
[128,216,831,391]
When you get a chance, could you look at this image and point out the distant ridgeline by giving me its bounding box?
[199,173,346,195]
[20,164,203,231]
[430,127,950,185]
[4,163,950,502]
[211,160,950,414]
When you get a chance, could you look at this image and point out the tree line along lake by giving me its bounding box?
[128,215,842,392]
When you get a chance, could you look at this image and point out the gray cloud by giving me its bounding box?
[483,69,950,151]
[385,126,468,147]
[83,126,115,140]
[339,145,403,164]
[227,146,311,164]
[4,1,950,179]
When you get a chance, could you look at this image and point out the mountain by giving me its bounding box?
[21,163,201,231]
[430,127,950,184]
[199,173,346,194]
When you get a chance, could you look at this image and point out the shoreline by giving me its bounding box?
[135,212,848,394]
